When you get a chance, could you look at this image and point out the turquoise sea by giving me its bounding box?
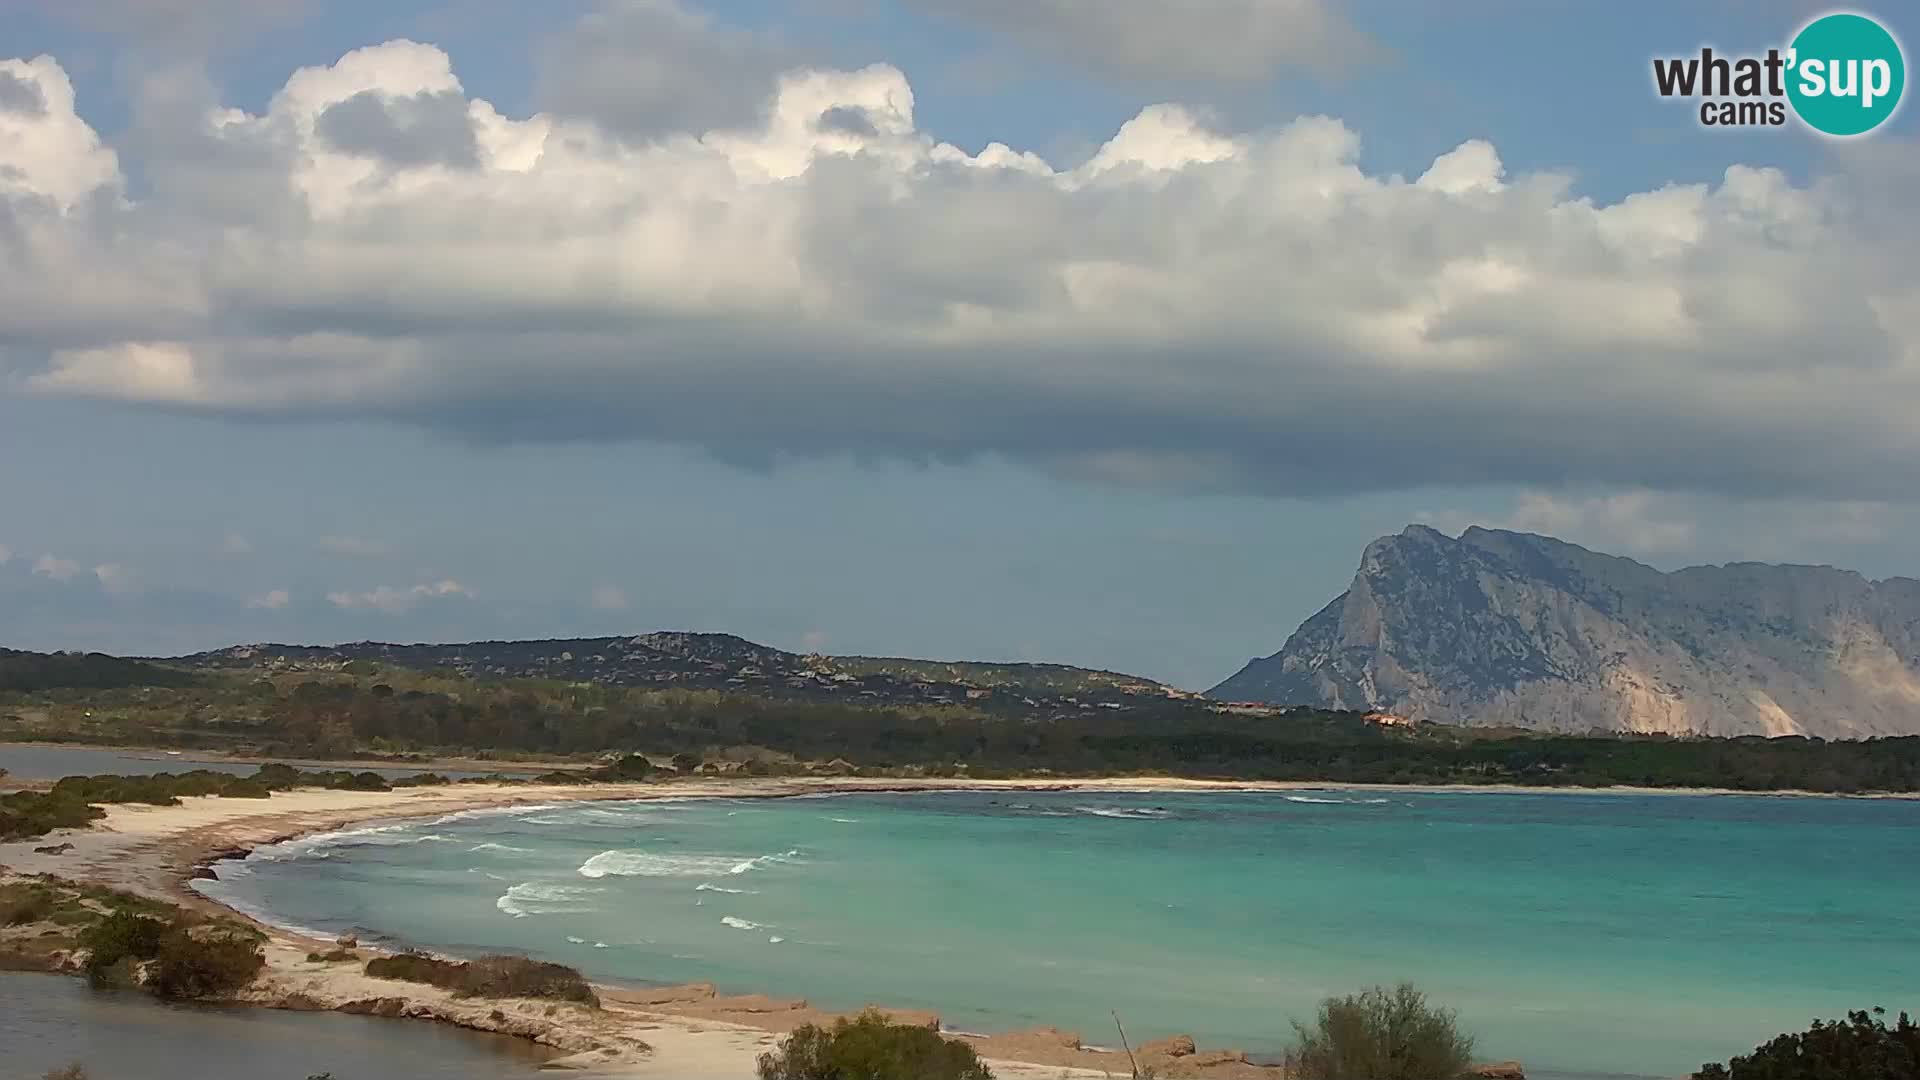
[198,789,1920,1079]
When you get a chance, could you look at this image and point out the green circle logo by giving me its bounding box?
[1787,12,1905,136]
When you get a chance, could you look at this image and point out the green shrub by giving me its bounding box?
[1693,1008,1920,1079]
[79,910,166,982]
[756,1010,993,1080]
[217,778,273,798]
[598,754,655,780]
[0,884,58,926]
[1286,984,1476,1080]
[366,949,464,986]
[148,927,264,999]
[366,950,597,1006]
[461,954,599,1004]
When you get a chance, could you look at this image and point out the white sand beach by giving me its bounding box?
[1,776,1314,1078]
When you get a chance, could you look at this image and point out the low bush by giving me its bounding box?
[1286,983,1477,1080]
[756,1010,993,1080]
[0,883,58,926]
[1693,1008,1920,1079]
[462,954,599,1004]
[365,950,597,1006]
[79,910,166,983]
[148,927,264,999]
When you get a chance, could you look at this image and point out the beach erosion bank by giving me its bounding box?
[1,776,1408,1080]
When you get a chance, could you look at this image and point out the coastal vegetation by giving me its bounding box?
[6,667,1919,794]
[1693,1008,1920,1079]
[4,645,1919,794]
[1,877,264,999]
[364,950,599,1006]
[0,764,464,842]
[756,1010,994,1080]
[1286,984,1477,1080]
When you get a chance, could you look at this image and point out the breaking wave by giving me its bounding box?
[1284,795,1393,805]
[1073,806,1171,820]
[720,916,764,931]
[729,849,801,874]
[577,851,747,878]
[495,881,603,918]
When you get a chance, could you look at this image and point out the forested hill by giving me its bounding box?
[0,648,197,693]
[2,641,1917,793]
[175,632,1185,712]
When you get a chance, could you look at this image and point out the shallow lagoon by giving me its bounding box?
[0,970,574,1080]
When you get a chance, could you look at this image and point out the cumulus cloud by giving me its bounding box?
[4,37,1920,508]
[590,583,630,611]
[327,579,474,614]
[221,532,253,554]
[93,563,136,593]
[0,56,120,210]
[1422,491,1697,556]
[247,588,292,610]
[536,0,794,138]
[1420,492,1901,565]
[902,0,1381,82]
[318,535,387,557]
[33,555,82,582]
[0,545,11,565]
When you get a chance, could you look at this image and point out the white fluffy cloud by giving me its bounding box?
[590,584,631,611]
[0,545,11,565]
[92,563,136,593]
[4,37,1919,505]
[1420,491,1900,564]
[32,555,82,582]
[247,589,292,610]
[327,579,474,614]
[0,56,120,211]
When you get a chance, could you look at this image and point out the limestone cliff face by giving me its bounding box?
[1210,525,1920,737]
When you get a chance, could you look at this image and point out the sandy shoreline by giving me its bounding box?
[3,770,1872,1076]
[1,776,1328,1078]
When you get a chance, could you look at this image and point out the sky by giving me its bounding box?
[1,0,1917,690]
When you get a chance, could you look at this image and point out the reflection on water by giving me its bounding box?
[0,972,574,1080]
[0,743,515,783]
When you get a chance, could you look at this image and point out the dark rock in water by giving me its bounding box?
[341,997,410,1018]
[189,866,218,881]
[1472,1062,1527,1080]
[32,843,74,855]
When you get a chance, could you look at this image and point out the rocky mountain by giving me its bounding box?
[1210,525,1920,738]
[179,632,1181,713]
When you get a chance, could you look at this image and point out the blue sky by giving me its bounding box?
[2,1,1917,688]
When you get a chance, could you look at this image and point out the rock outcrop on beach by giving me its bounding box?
[1211,525,1920,737]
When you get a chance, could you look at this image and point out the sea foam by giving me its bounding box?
[495,881,602,918]
[577,851,745,878]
